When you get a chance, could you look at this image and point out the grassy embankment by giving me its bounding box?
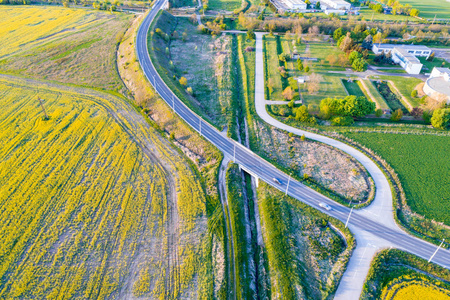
[147,12,243,139]
[361,249,450,300]
[120,12,228,299]
[257,182,354,299]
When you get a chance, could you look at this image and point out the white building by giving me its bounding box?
[371,44,433,75]
[320,0,351,10]
[391,48,423,75]
[283,0,307,10]
[372,44,432,59]
[423,67,450,104]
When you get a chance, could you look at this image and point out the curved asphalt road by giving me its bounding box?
[136,0,450,297]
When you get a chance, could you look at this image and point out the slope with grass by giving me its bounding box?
[0,76,208,299]
[0,6,133,91]
[257,182,353,299]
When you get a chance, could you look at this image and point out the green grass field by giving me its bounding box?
[0,6,132,91]
[419,57,448,73]
[395,0,450,19]
[0,77,208,298]
[342,79,365,97]
[344,132,450,225]
[208,0,242,11]
[354,7,412,22]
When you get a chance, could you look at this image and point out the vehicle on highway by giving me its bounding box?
[272,177,281,185]
[319,202,332,211]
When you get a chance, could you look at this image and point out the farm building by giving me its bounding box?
[423,67,450,104]
[320,0,351,10]
[283,0,307,10]
[372,44,433,74]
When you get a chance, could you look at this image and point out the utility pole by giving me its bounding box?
[285,175,290,195]
[37,97,48,120]
[345,207,354,228]
[432,14,436,25]
[428,239,445,263]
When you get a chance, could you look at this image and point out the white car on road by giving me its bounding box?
[319,202,332,211]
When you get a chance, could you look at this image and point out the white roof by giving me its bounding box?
[394,48,421,64]
[285,0,306,4]
[434,67,450,74]
[374,43,431,51]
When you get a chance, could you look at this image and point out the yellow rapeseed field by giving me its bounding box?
[0,76,208,298]
[0,6,96,57]
[0,6,132,91]
[382,279,450,300]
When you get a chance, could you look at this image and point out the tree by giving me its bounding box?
[319,95,375,118]
[411,89,418,98]
[390,108,403,121]
[282,87,295,100]
[315,1,320,9]
[288,77,299,91]
[373,32,383,44]
[352,57,368,72]
[294,105,316,124]
[333,28,344,41]
[410,8,419,17]
[410,107,423,119]
[179,77,188,86]
[307,73,322,94]
[339,32,355,53]
[327,54,338,66]
[348,51,363,64]
[297,59,304,71]
[362,34,373,50]
[278,66,287,78]
[247,29,255,40]
[278,53,289,62]
[431,108,450,130]
[331,116,354,126]
[304,66,310,72]
[267,78,274,95]
[375,108,383,117]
